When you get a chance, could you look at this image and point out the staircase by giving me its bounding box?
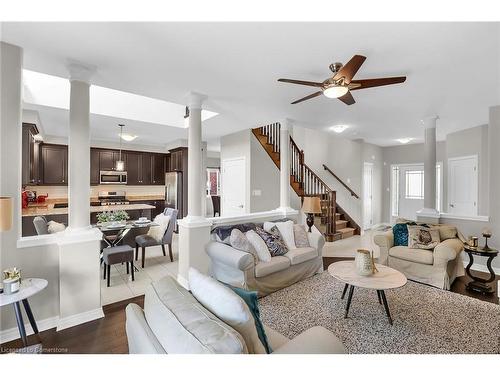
[252,123,360,241]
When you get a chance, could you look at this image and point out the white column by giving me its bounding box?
[277,119,297,216]
[186,93,205,218]
[67,62,94,230]
[417,115,440,222]
[177,92,211,289]
[57,62,103,330]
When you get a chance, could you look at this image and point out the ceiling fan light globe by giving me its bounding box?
[323,86,349,99]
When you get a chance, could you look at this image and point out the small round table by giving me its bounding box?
[463,244,498,295]
[328,261,407,325]
[0,278,48,347]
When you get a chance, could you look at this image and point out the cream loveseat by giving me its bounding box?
[205,222,325,296]
[125,275,346,354]
[373,225,465,290]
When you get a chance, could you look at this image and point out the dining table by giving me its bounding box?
[95,220,159,247]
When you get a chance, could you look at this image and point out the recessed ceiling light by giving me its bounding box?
[397,138,413,144]
[120,133,138,142]
[330,125,349,133]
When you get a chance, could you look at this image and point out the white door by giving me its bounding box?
[448,155,478,216]
[363,163,374,229]
[221,158,246,216]
[398,165,425,221]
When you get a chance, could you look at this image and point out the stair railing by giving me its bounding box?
[255,123,337,236]
[322,164,360,199]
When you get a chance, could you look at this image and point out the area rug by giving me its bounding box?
[259,272,500,354]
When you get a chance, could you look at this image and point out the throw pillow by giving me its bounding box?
[392,221,418,246]
[212,223,257,244]
[228,286,272,354]
[147,214,170,242]
[246,230,271,262]
[263,220,296,250]
[433,225,458,241]
[47,220,65,233]
[188,268,266,354]
[293,224,310,248]
[408,225,441,250]
[255,226,289,257]
[230,229,258,263]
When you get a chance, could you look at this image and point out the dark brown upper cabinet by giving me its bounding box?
[40,143,68,185]
[99,150,123,171]
[90,148,100,185]
[22,123,40,186]
[168,147,187,172]
[152,153,166,185]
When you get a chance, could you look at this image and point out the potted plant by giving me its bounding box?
[3,267,21,295]
[96,210,130,225]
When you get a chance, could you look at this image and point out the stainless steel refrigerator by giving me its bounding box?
[165,171,183,218]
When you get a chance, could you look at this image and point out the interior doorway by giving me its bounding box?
[221,157,246,216]
[447,155,478,216]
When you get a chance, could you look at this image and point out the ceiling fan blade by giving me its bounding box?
[349,76,406,90]
[337,91,355,105]
[291,91,323,104]
[278,78,324,87]
[333,55,366,84]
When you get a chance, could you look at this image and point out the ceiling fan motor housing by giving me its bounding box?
[329,62,343,73]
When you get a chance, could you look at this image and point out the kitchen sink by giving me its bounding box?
[53,203,68,208]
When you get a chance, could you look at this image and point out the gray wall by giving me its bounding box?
[206,157,220,168]
[362,142,384,226]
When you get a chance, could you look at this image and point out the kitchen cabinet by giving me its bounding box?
[168,147,187,172]
[152,154,165,185]
[99,150,124,171]
[22,123,40,185]
[40,143,68,185]
[90,148,100,185]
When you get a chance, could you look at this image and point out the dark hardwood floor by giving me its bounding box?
[1,258,498,354]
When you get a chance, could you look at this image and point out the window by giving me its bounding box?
[405,170,424,199]
[391,166,399,216]
[206,168,220,196]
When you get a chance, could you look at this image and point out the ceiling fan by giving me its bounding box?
[278,55,406,105]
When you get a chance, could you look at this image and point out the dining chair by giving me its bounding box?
[33,216,49,235]
[211,195,221,217]
[135,208,178,268]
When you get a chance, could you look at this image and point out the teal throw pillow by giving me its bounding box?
[393,222,416,246]
[229,286,272,353]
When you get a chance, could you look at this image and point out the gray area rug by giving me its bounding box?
[259,272,500,354]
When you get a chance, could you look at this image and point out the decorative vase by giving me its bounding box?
[3,277,20,294]
[355,249,373,276]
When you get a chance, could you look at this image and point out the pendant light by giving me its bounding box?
[116,124,125,171]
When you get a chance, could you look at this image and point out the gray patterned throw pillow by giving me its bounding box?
[293,224,310,248]
[230,228,259,263]
[255,226,289,257]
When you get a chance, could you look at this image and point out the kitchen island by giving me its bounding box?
[22,202,157,236]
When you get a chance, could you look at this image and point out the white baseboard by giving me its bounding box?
[1,307,106,343]
[463,261,500,275]
[0,315,59,344]
[57,307,104,332]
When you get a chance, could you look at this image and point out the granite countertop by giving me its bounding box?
[22,203,156,217]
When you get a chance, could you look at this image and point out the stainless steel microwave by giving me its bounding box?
[99,171,127,184]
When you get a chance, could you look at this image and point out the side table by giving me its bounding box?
[463,244,498,295]
[0,278,48,347]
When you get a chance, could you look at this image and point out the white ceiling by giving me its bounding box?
[2,22,500,146]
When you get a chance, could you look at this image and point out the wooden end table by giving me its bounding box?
[463,244,498,295]
[328,261,407,325]
[0,278,47,347]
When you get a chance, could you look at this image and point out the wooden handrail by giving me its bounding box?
[303,164,332,193]
[322,164,359,199]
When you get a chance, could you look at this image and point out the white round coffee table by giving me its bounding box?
[328,261,407,325]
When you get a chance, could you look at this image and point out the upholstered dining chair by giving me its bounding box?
[33,216,49,235]
[134,208,178,268]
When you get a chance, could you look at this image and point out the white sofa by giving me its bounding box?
[373,227,465,290]
[206,224,325,296]
[125,275,346,354]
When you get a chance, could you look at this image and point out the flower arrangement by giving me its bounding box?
[3,267,21,281]
[96,210,130,224]
[3,267,21,294]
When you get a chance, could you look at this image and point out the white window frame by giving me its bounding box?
[390,162,443,218]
